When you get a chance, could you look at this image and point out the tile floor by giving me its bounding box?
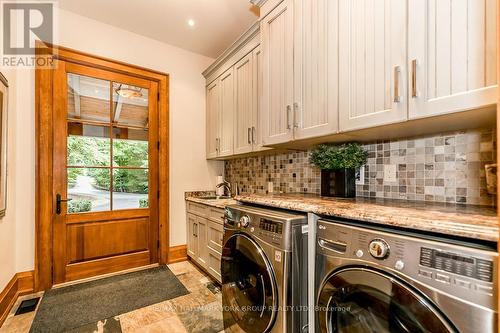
[0,261,224,333]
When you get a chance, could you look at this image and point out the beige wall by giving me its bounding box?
[1,9,222,283]
[0,69,18,289]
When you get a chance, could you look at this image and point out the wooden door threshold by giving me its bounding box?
[52,263,159,289]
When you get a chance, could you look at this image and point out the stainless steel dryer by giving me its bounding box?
[222,205,308,333]
[315,219,498,333]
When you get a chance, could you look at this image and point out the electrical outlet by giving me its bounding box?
[267,182,274,193]
[384,165,397,183]
[356,166,365,185]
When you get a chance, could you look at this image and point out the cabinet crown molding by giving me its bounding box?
[202,21,260,80]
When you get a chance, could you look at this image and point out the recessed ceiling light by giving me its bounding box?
[187,19,195,27]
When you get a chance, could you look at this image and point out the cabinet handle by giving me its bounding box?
[248,128,251,144]
[293,102,299,128]
[251,126,256,144]
[394,66,401,103]
[215,138,218,153]
[286,105,292,129]
[411,59,417,98]
[193,223,197,237]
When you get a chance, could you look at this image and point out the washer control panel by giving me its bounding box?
[316,219,498,310]
[419,247,493,282]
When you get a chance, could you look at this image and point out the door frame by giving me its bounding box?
[35,42,170,291]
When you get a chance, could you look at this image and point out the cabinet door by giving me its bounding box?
[207,247,222,283]
[187,213,197,259]
[233,53,254,155]
[293,0,339,140]
[206,80,219,159]
[408,0,497,119]
[218,68,235,157]
[207,220,223,254]
[261,0,295,145]
[196,217,208,269]
[338,0,408,132]
[252,46,270,152]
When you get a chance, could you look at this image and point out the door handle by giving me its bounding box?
[293,102,299,128]
[394,66,401,103]
[56,193,72,215]
[411,59,418,98]
[286,105,292,129]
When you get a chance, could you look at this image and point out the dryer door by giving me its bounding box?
[221,233,278,333]
[317,267,458,333]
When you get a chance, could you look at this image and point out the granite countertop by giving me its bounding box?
[185,191,239,209]
[234,193,499,242]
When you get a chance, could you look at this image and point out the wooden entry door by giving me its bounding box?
[52,60,159,284]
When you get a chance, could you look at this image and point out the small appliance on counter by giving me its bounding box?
[221,204,309,333]
[315,219,498,333]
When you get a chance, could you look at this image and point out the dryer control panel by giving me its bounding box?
[224,205,307,251]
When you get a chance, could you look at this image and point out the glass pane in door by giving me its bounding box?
[67,167,111,212]
[67,122,110,167]
[112,169,149,209]
[112,82,149,128]
[112,127,149,168]
[67,73,110,123]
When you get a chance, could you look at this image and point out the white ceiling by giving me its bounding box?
[58,0,260,59]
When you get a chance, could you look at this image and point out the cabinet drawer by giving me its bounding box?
[207,247,222,283]
[207,220,224,254]
[186,202,208,217]
[208,207,225,224]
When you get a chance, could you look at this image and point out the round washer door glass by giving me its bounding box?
[221,234,277,333]
[317,268,457,333]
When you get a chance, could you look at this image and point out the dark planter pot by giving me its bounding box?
[321,169,356,198]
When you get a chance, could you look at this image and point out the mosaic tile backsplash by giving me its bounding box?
[224,128,497,206]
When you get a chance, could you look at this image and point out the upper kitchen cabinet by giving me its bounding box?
[261,0,338,145]
[251,46,269,152]
[234,53,254,155]
[338,0,408,132]
[206,80,220,159]
[234,46,269,154]
[261,0,295,145]
[293,0,339,140]
[218,68,235,157]
[408,0,498,119]
[203,22,264,159]
[205,68,235,159]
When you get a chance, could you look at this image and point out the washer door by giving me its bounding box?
[317,267,458,333]
[221,233,277,333]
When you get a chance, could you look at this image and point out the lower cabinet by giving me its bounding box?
[186,201,224,283]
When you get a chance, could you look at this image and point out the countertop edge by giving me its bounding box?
[235,196,499,242]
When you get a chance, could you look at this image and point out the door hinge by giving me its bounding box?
[157,92,160,101]
[157,190,160,199]
[157,240,160,249]
[157,141,160,150]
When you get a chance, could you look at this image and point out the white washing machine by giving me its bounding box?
[315,218,498,333]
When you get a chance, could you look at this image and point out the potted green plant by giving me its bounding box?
[310,143,368,198]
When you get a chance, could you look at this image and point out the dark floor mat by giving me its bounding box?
[30,266,189,333]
